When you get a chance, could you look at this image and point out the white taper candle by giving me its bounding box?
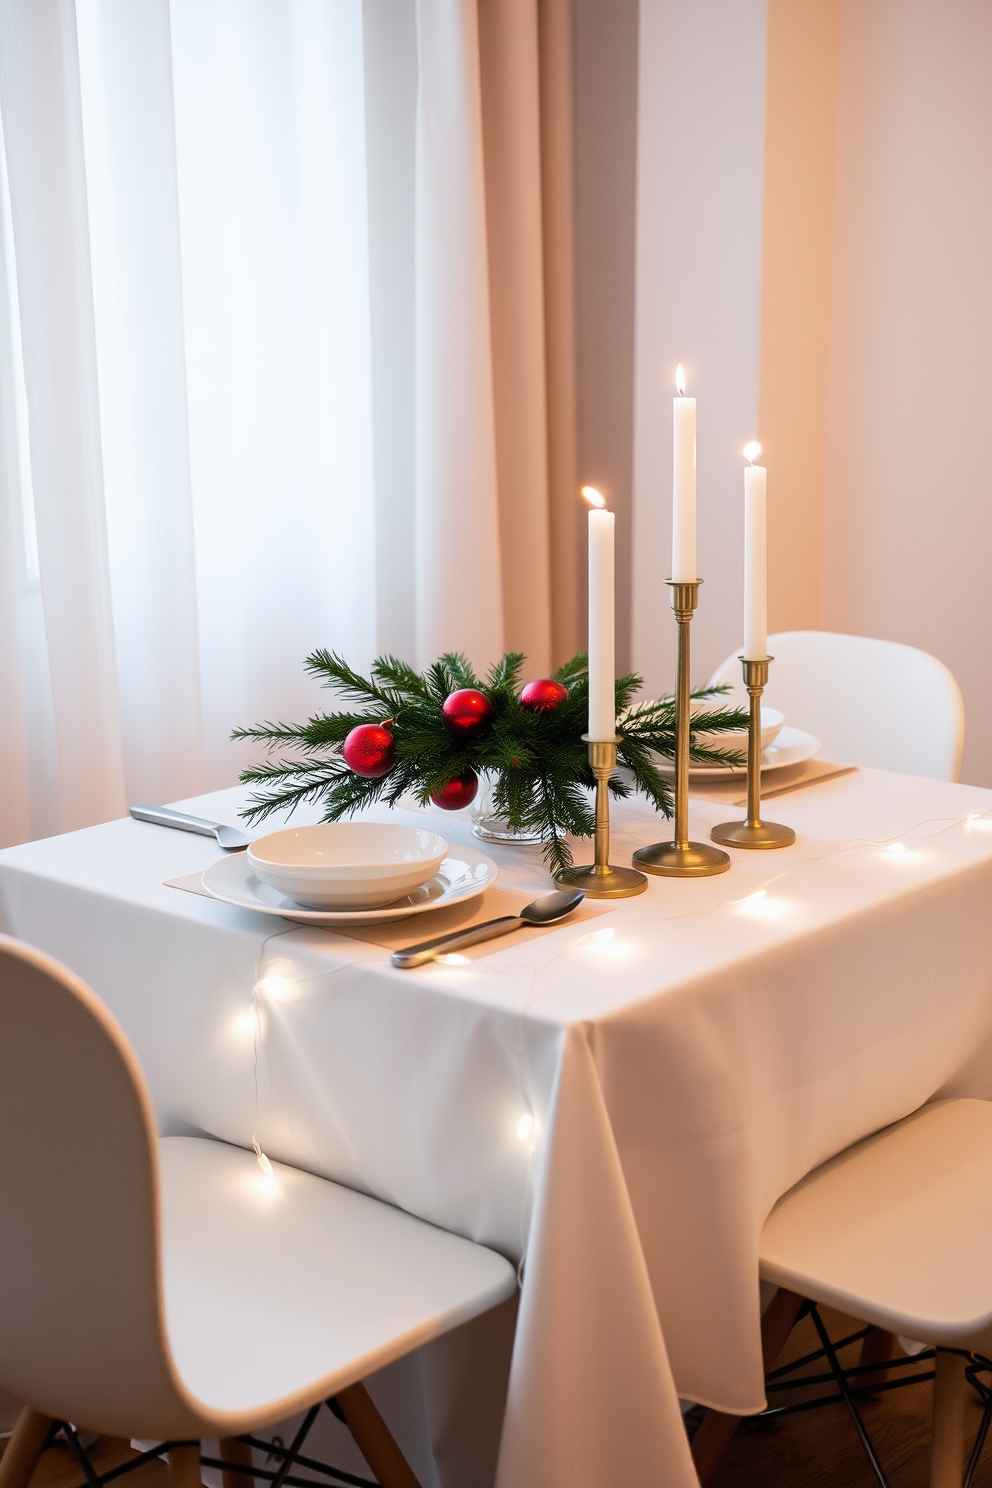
[672,363,696,582]
[583,487,616,740]
[743,443,767,660]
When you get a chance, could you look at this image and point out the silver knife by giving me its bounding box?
[129,804,253,850]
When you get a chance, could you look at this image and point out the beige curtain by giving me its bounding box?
[0,0,587,844]
[480,0,584,673]
[418,0,583,679]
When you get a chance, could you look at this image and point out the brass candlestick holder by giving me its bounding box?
[711,656,796,849]
[632,580,731,877]
[556,737,648,898]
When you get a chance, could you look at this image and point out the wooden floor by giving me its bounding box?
[1,1436,167,1488]
[4,1315,992,1488]
[700,1308,992,1488]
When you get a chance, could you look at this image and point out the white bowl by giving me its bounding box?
[247,823,449,910]
[623,699,785,760]
[691,704,785,756]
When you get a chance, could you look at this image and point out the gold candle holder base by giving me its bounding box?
[557,861,650,897]
[556,738,648,899]
[709,820,796,850]
[633,579,731,879]
[632,840,733,876]
[711,656,796,851]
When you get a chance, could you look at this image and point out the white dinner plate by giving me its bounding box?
[201,844,499,925]
[655,725,821,782]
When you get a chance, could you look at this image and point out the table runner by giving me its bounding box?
[1,769,991,1487]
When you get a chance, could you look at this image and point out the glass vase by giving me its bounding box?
[470,774,543,844]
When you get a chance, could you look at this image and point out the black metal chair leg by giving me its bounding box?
[964,1362,992,1488]
[808,1304,891,1488]
[59,1425,102,1488]
[269,1406,320,1488]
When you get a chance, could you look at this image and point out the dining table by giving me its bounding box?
[1,766,991,1488]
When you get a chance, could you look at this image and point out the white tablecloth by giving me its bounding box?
[2,770,992,1488]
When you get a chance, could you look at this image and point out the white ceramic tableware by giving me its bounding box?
[653,725,821,782]
[691,704,785,756]
[247,822,448,909]
[620,700,784,760]
[201,844,499,926]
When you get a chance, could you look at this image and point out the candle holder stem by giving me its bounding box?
[556,739,648,898]
[633,581,731,877]
[711,657,796,849]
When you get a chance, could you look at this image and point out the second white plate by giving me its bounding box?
[655,725,821,781]
[201,844,499,925]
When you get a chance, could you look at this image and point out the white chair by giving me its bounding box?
[707,630,965,781]
[0,936,517,1488]
[693,1099,992,1488]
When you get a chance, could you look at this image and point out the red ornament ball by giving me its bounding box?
[442,688,494,740]
[520,678,568,713]
[342,722,395,779]
[431,768,478,811]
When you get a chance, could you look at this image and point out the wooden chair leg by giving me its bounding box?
[218,1438,253,1488]
[168,1444,203,1488]
[335,1383,422,1488]
[690,1288,805,1485]
[857,1327,896,1395]
[0,1407,54,1488]
[931,1349,966,1488]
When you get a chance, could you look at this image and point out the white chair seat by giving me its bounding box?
[160,1136,516,1422]
[760,1099,992,1352]
[0,933,517,1487]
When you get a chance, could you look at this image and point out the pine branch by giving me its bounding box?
[436,652,479,689]
[484,651,526,693]
[370,655,431,700]
[304,649,405,714]
[234,651,750,862]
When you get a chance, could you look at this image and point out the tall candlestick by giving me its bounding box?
[672,363,696,583]
[743,442,767,660]
[583,487,615,741]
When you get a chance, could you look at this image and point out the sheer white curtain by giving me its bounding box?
[0,0,532,846]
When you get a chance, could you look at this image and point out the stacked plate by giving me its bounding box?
[201,822,498,925]
[633,702,821,781]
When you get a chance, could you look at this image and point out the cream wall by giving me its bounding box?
[633,0,992,784]
[819,0,992,786]
[758,0,839,638]
[631,0,768,698]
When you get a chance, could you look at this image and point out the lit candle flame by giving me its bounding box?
[744,441,761,464]
[581,485,606,509]
[675,363,686,396]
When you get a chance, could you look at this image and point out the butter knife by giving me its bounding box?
[129,804,253,851]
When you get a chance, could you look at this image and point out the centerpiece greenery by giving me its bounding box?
[234,649,747,877]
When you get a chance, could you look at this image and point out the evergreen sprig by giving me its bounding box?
[234,651,748,877]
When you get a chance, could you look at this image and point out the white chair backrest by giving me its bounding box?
[707,631,965,781]
[0,936,191,1435]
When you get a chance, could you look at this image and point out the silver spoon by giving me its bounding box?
[391,888,585,969]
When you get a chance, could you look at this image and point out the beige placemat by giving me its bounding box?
[165,871,613,956]
[688,758,857,807]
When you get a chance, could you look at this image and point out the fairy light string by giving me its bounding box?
[502,798,992,1269]
[249,927,295,1177]
[241,800,992,1255]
